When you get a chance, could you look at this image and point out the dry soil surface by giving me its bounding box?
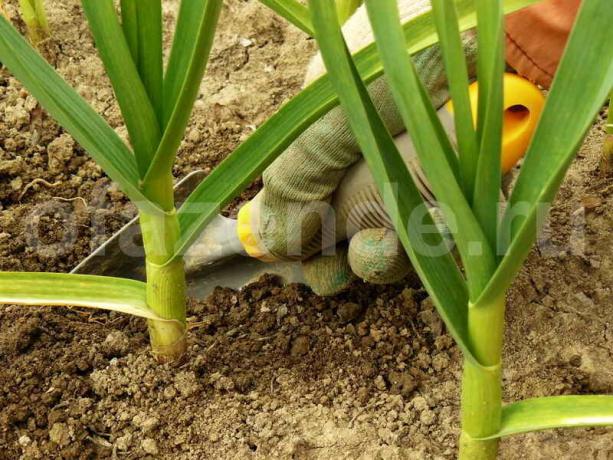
[0,1,611,459]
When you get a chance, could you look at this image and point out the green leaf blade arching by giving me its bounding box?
[143,0,222,185]
[0,273,167,321]
[430,0,479,201]
[81,0,162,177]
[476,396,613,439]
[309,0,480,364]
[32,0,49,33]
[258,0,314,35]
[365,0,497,300]
[477,0,613,307]
[472,0,505,255]
[336,0,363,25]
[120,0,139,63]
[136,0,164,121]
[175,0,539,260]
[18,0,49,43]
[0,15,160,214]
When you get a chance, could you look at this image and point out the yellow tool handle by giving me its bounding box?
[447,72,545,173]
[236,199,277,262]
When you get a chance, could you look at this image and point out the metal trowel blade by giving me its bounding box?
[186,256,305,299]
[71,170,208,280]
[71,170,305,298]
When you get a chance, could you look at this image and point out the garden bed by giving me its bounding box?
[0,1,611,458]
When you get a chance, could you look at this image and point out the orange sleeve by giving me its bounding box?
[505,0,581,89]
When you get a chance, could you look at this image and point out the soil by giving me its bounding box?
[0,1,611,459]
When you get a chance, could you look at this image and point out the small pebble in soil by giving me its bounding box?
[209,372,236,391]
[374,375,387,391]
[102,331,130,357]
[337,302,362,323]
[141,417,159,433]
[388,371,417,397]
[141,438,159,455]
[290,335,310,356]
[276,304,288,321]
[357,321,369,336]
[115,433,132,451]
[174,371,201,397]
[18,435,32,447]
[163,385,178,400]
[419,409,436,426]
[47,134,74,173]
[48,422,71,447]
[411,396,429,411]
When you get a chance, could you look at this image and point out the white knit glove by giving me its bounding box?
[256,1,478,295]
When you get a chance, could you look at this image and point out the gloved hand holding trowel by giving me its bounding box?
[191,0,577,296]
[76,0,580,298]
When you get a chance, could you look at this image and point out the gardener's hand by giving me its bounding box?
[241,2,473,295]
[247,0,578,296]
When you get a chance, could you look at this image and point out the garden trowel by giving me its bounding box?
[71,168,310,299]
[73,74,544,299]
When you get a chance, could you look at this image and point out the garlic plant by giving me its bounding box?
[18,0,49,44]
[304,0,613,458]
